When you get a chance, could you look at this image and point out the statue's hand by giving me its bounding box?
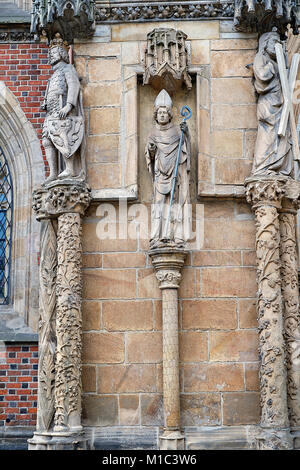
[41,100,47,111]
[148,142,157,156]
[180,121,188,134]
[59,103,73,119]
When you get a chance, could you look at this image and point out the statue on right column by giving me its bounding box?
[145,89,191,249]
[252,31,296,178]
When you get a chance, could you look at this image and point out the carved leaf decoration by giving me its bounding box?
[40,352,55,401]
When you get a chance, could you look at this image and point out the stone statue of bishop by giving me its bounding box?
[145,89,191,249]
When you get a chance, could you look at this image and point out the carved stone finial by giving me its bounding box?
[143,28,192,92]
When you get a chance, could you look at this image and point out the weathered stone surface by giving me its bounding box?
[74,42,121,57]
[191,40,210,65]
[82,332,124,363]
[184,363,244,392]
[212,104,257,129]
[210,130,243,158]
[211,50,256,78]
[200,267,257,298]
[97,364,157,394]
[223,393,260,425]
[89,107,121,135]
[82,365,96,393]
[212,78,256,104]
[83,269,137,299]
[203,219,255,250]
[211,39,258,50]
[86,134,120,163]
[141,394,164,426]
[88,58,121,81]
[126,332,162,363]
[181,393,221,426]
[238,299,257,328]
[193,250,241,267]
[87,163,121,189]
[83,82,121,107]
[103,253,146,268]
[137,269,161,299]
[179,332,208,362]
[119,395,140,425]
[111,21,219,42]
[182,299,237,330]
[82,300,101,331]
[82,220,137,253]
[82,395,118,426]
[245,363,260,392]
[210,330,259,362]
[102,300,153,331]
[82,254,102,268]
[215,159,253,184]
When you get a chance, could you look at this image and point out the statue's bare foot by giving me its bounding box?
[44,174,58,184]
[58,169,75,179]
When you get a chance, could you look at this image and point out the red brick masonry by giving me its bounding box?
[0,42,51,176]
[0,344,38,427]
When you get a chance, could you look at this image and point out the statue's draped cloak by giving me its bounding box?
[253,51,293,176]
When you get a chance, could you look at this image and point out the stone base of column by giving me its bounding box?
[28,430,90,450]
[291,428,300,449]
[255,427,293,450]
[159,430,185,450]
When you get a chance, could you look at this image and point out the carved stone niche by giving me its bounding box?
[143,28,192,93]
[234,0,300,37]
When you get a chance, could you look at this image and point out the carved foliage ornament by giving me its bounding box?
[33,183,91,220]
[95,1,235,23]
[234,0,300,37]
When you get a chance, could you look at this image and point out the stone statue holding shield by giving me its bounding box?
[42,33,85,183]
[145,89,191,249]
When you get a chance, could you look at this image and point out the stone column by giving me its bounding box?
[279,190,300,445]
[28,181,91,450]
[36,219,57,433]
[149,247,187,450]
[245,176,292,450]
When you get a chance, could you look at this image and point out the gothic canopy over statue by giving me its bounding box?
[234,0,300,37]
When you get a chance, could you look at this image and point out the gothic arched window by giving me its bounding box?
[0,147,12,305]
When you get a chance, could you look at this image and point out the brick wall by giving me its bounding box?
[0,41,51,429]
[0,344,38,427]
[0,42,51,176]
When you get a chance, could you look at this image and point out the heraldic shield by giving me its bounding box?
[47,115,84,159]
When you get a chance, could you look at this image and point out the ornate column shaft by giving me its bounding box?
[149,247,187,450]
[54,212,83,432]
[36,219,57,433]
[29,181,91,450]
[279,196,300,437]
[245,177,292,450]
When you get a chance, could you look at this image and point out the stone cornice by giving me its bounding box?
[95,1,235,23]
